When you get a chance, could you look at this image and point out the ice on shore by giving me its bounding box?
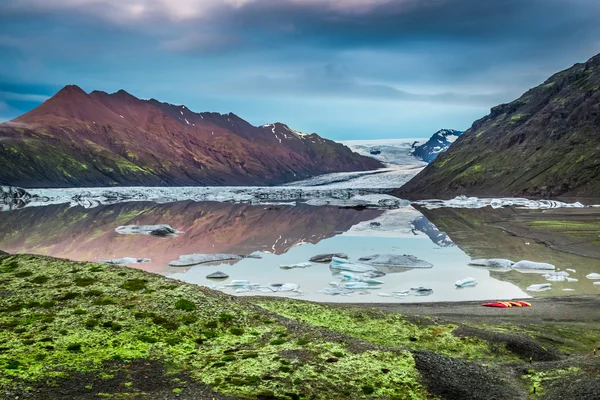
[416,195,586,210]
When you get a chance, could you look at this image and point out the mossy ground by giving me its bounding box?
[1,254,598,399]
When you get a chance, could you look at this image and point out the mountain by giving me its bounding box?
[410,129,463,162]
[0,86,382,188]
[396,52,600,199]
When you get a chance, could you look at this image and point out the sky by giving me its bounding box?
[0,0,599,140]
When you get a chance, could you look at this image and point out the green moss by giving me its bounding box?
[174,299,196,311]
[258,299,514,360]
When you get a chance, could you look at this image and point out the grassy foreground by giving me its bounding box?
[1,254,599,400]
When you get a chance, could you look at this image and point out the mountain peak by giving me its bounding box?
[55,85,88,98]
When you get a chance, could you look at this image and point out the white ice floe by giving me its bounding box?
[586,273,600,279]
[455,277,477,287]
[169,253,244,267]
[526,283,552,292]
[100,257,151,265]
[469,259,514,269]
[280,262,314,269]
[512,260,556,270]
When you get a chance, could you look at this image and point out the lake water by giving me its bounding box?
[2,192,599,303]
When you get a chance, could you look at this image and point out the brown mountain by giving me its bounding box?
[395,52,600,200]
[0,85,382,187]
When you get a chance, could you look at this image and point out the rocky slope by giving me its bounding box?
[410,129,463,163]
[0,86,382,188]
[396,52,600,199]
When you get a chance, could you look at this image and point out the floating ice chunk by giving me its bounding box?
[169,253,244,267]
[344,282,381,289]
[359,254,433,269]
[100,257,150,265]
[455,277,477,287]
[329,281,341,287]
[513,260,555,270]
[115,224,178,236]
[340,272,362,281]
[362,278,384,284]
[280,262,313,269]
[320,287,354,296]
[586,273,600,279]
[227,280,250,287]
[562,288,575,291]
[362,270,386,278]
[330,256,350,265]
[594,282,600,285]
[377,293,392,297]
[330,263,375,273]
[566,268,576,273]
[526,283,552,291]
[469,259,514,268]
[566,278,578,282]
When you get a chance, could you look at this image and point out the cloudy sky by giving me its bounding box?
[0,0,599,139]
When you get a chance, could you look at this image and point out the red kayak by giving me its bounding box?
[482,301,532,308]
[482,302,510,308]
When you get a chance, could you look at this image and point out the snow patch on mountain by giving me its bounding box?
[411,129,463,163]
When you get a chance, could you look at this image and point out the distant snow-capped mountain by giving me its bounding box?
[411,129,463,163]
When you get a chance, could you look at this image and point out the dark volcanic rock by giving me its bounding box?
[414,351,522,400]
[396,52,600,199]
[206,271,229,279]
[309,253,348,263]
[0,87,382,188]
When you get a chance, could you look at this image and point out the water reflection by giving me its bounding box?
[0,201,382,271]
[418,206,600,296]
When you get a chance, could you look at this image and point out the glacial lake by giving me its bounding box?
[2,193,599,303]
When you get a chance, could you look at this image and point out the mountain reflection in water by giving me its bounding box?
[0,201,382,271]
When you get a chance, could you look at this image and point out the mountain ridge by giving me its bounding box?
[395,52,600,199]
[0,85,382,188]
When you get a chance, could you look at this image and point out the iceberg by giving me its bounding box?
[586,273,600,279]
[329,263,375,273]
[169,253,244,267]
[206,271,229,279]
[280,262,314,269]
[526,283,552,291]
[512,260,556,270]
[358,254,433,269]
[115,224,178,236]
[455,277,477,287]
[100,257,150,265]
[469,259,514,269]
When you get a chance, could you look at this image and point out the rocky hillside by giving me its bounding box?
[0,86,382,188]
[411,129,463,163]
[396,52,600,199]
